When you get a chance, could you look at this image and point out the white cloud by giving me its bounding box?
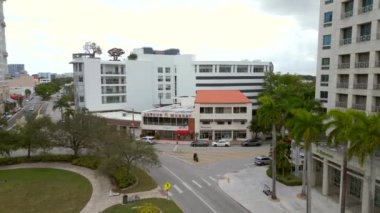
[5,0,319,75]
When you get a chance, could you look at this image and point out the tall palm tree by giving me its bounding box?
[53,97,70,120]
[348,112,380,213]
[258,95,283,200]
[287,108,324,213]
[325,109,357,213]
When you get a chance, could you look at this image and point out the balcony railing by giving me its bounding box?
[337,82,349,88]
[336,102,348,108]
[340,38,352,45]
[338,63,350,69]
[376,61,380,67]
[324,22,332,27]
[321,65,330,70]
[358,4,373,14]
[320,82,329,87]
[341,10,353,19]
[357,35,371,42]
[372,106,380,112]
[352,104,366,111]
[355,61,369,68]
[373,84,380,90]
[353,83,368,89]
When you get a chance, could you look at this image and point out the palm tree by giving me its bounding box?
[63,107,75,120]
[287,108,324,213]
[348,112,380,213]
[257,95,282,200]
[53,97,70,120]
[325,109,357,213]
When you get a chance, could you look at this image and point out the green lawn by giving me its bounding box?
[102,198,182,213]
[121,166,157,193]
[0,168,92,213]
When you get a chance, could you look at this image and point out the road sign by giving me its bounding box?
[164,182,172,192]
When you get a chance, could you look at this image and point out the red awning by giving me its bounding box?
[176,130,189,135]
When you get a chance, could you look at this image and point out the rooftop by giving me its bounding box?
[95,111,142,121]
[195,90,251,104]
[142,104,193,114]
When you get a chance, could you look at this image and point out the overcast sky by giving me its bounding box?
[5,0,320,75]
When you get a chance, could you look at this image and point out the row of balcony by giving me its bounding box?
[335,102,380,112]
[337,61,380,69]
[335,83,380,90]
[340,34,379,46]
[341,5,373,19]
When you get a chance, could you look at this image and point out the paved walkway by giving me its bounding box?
[0,163,166,212]
[218,166,354,213]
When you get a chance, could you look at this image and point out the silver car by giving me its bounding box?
[255,155,271,166]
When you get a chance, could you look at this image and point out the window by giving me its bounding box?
[165,84,171,90]
[341,27,352,45]
[241,121,246,125]
[215,107,232,114]
[325,0,333,4]
[342,0,353,18]
[359,0,373,14]
[227,121,231,125]
[233,107,247,113]
[158,93,163,99]
[320,91,328,99]
[324,12,333,27]
[253,66,264,73]
[219,65,232,73]
[321,58,330,69]
[158,84,163,90]
[349,176,362,198]
[166,93,171,99]
[199,65,213,73]
[358,23,371,42]
[375,186,380,208]
[158,76,163,82]
[165,76,171,82]
[217,121,224,125]
[158,67,163,73]
[101,95,126,104]
[321,75,329,86]
[323,35,331,49]
[78,76,83,82]
[165,67,170,73]
[202,121,210,125]
[237,65,248,73]
[79,96,84,102]
[200,107,213,114]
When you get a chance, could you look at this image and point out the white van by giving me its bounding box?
[141,136,156,145]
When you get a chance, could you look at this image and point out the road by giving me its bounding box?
[149,144,270,213]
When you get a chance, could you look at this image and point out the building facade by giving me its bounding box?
[194,90,252,141]
[7,64,25,78]
[315,0,380,113]
[7,75,36,96]
[71,47,272,113]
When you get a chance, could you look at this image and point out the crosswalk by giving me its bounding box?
[167,175,222,195]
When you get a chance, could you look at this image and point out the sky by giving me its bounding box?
[5,0,320,75]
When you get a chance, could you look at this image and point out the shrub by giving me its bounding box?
[139,203,161,213]
[0,155,73,166]
[266,168,302,186]
[112,168,136,189]
[71,156,100,169]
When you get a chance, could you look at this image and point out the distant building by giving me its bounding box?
[8,64,25,78]
[37,72,56,84]
[7,75,36,96]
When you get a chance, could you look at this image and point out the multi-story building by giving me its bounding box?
[37,72,56,84]
[316,0,380,113]
[315,0,380,212]
[71,47,273,113]
[7,64,25,78]
[0,0,8,114]
[194,90,252,141]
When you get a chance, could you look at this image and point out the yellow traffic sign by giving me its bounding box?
[164,182,172,192]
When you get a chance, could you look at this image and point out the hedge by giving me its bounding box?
[266,168,302,186]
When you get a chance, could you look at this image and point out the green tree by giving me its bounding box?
[348,112,380,213]
[248,116,268,138]
[35,83,59,100]
[258,95,282,200]
[325,109,357,213]
[24,89,31,97]
[53,97,70,120]
[287,108,324,213]
[276,142,291,176]
[18,113,53,158]
[0,130,19,156]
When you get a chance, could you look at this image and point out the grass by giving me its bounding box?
[121,166,157,193]
[0,168,92,213]
[102,198,183,213]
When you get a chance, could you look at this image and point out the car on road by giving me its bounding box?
[255,155,271,166]
[211,139,231,147]
[190,139,210,147]
[140,136,156,144]
[241,138,261,147]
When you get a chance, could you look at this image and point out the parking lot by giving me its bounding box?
[155,142,271,164]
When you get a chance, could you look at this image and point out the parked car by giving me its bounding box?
[191,140,210,147]
[211,139,231,147]
[255,155,271,166]
[140,136,156,145]
[241,138,261,147]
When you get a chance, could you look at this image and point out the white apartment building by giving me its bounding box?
[194,90,252,141]
[315,0,380,212]
[71,47,272,113]
[316,0,380,112]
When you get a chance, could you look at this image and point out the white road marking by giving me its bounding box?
[192,180,203,188]
[209,176,217,182]
[162,165,217,213]
[201,178,212,186]
[173,184,183,194]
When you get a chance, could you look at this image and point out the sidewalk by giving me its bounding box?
[218,166,353,213]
